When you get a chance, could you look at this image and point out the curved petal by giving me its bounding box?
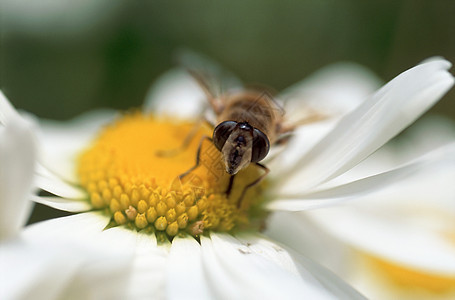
[0,103,37,240]
[269,143,455,211]
[31,195,91,212]
[301,151,455,276]
[279,58,454,193]
[278,242,366,300]
[23,211,109,240]
[166,236,213,300]
[0,238,87,300]
[265,211,351,275]
[305,206,455,276]
[34,171,87,199]
[268,120,338,174]
[124,231,168,299]
[200,233,335,299]
[3,215,136,300]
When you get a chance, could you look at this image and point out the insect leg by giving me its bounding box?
[225,174,236,196]
[237,163,270,208]
[156,118,213,157]
[179,136,213,180]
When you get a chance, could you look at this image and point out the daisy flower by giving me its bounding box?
[1,57,454,299]
[267,116,455,300]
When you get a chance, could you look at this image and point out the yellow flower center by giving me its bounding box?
[77,113,268,240]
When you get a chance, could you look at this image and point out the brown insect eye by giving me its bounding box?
[251,128,270,162]
[213,121,237,151]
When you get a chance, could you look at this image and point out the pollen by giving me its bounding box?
[78,113,268,240]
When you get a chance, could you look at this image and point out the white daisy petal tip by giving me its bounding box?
[278,57,454,193]
[420,56,452,68]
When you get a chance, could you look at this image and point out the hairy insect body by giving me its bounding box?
[179,70,293,203]
[212,91,280,175]
[218,91,280,144]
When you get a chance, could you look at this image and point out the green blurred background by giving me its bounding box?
[1,0,454,120]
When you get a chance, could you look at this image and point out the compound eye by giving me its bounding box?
[251,128,270,162]
[213,121,237,151]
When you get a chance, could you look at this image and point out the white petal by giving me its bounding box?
[31,195,91,212]
[143,68,207,119]
[265,211,351,275]
[0,113,36,240]
[285,246,366,300]
[269,143,455,211]
[35,171,87,199]
[301,152,455,275]
[3,213,139,300]
[305,205,455,276]
[2,224,136,299]
[279,58,454,193]
[268,120,337,175]
[124,231,168,300]
[271,63,381,175]
[23,211,109,241]
[37,109,118,183]
[0,238,87,300]
[281,62,382,123]
[201,233,335,300]
[166,236,213,300]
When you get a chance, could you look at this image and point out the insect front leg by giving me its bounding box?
[225,174,236,196]
[179,136,213,180]
[156,118,213,157]
[237,163,270,208]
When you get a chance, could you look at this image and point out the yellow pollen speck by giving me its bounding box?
[77,113,268,241]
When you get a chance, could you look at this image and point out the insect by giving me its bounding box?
[178,70,298,205]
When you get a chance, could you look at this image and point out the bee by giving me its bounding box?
[178,70,297,204]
